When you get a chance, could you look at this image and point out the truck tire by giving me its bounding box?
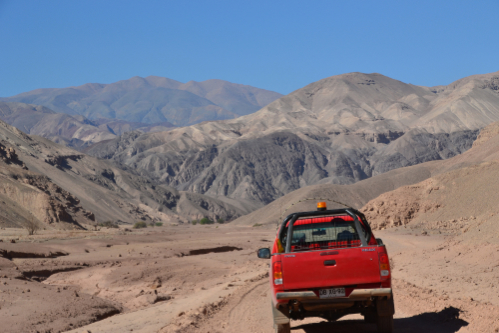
[376,315,393,333]
[274,323,291,333]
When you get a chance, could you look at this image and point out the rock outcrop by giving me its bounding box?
[0,145,93,229]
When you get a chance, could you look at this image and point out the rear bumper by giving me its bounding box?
[276,288,392,301]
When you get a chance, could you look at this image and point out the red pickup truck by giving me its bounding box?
[257,203,394,333]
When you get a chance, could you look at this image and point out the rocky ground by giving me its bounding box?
[1,223,499,333]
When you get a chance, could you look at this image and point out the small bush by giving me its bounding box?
[199,217,214,225]
[133,221,148,229]
[191,220,198,225]
[24,217,40,235]
[253,223,263,227]
[217,218,224,224]
[99,221,119,229]
[155,222,163,227]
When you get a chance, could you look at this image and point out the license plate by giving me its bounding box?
[318,288,346,298]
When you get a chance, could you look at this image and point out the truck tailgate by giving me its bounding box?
[281,247,380,290]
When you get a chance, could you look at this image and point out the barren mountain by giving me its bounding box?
[3,76,283,126]
[0,101,176,149]
[91,118,175,136]
[85,71,499,207]
[0,119,249,230]
[233,120,499,227]
[362,120,499,233]
[0,102,115,147]
[178,79,283,116]
[0,125,94,230]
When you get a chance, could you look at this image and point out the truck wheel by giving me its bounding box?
[274,323,291,333]
[376,315,393,333]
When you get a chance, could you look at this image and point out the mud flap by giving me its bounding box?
[272,302,290,325]
[377,295,395,316]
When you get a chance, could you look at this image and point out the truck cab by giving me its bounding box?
[257,203,394,333]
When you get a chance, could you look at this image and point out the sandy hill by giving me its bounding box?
[2,76,283,126]
[85,71,499,208]
[232,120,499,227]
[0,119,250,230]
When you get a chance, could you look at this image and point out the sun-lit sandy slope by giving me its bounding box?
[2,223,499,333]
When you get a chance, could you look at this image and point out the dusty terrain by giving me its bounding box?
[2,222,499,333]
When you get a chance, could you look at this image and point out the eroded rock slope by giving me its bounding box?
[87,71,499,207]
[233,120,499,227]
[362,121,499,233]
[0,119,248,229]
[0,101,177,150]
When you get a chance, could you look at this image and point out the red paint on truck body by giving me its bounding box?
[269,214,391,306]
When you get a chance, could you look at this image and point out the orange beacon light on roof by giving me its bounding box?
[317,202,327,211]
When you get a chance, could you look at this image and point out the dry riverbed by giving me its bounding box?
[1,224,499,333]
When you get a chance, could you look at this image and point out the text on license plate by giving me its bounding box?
[318,288,346,298]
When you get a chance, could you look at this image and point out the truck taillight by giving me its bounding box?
[378,253,390,280]
[273,261,283,285]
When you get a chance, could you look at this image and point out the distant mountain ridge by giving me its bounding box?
[0,101,175,149]
[85,71,499,208]
[2,76,283,126]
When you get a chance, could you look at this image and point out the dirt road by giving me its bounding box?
[1,225,499,333]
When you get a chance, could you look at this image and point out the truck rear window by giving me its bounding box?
[288,217,362,252]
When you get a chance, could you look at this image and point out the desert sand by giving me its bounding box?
[2,221,499,333]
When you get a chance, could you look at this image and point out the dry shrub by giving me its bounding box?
[133,221,147,229]
[99,221,119,229]
[24,217,40,236]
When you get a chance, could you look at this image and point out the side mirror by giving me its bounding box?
[376,238,384,245]
[257,248,271,259]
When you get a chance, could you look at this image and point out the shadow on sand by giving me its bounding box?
[292,307,468,333]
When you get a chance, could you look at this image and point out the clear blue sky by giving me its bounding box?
[1,0,498,97]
